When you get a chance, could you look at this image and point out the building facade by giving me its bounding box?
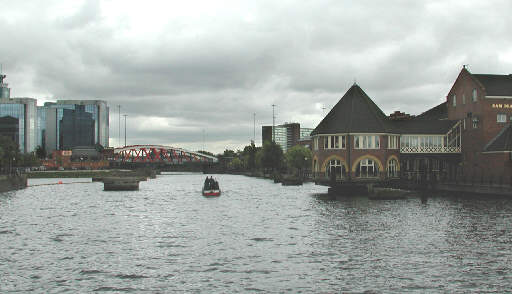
[43,100,109,152]
[311,84,461,184]
[262,123,313,153]
[0,97,37,153]
[0,116,19,144]
[446,67,512,181]
[59,105,95,150]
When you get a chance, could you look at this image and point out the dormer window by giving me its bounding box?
[452,94,456,107]
[472,89,477,102]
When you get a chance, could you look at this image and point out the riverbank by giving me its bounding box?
[25,169,155,179]
[0,174,27,192]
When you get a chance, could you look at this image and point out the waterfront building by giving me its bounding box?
[262,123,313,153]
[0,116,19,144]
[44,100,109,152]
[311,84,461,183]
[447,67,512,181]
[0,97,37,153]
[59,105,95,150]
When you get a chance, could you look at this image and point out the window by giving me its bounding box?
[356,158,379,178]
[472,117,479,128]
[388,135,398,149]
[387,159,398,178]
[354,135,380,149]
[462,94,466,104]
[497,114,507,123]
[472,89,477,102]
[452,94,456,107]
[323,135,346,149]
[325,159,346,179]
[313,137,319,150]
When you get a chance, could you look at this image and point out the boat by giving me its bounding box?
[202,188,221,197]
[202,176,221,197]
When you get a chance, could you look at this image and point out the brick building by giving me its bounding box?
[311,84,461,184]
[447,67,512,182]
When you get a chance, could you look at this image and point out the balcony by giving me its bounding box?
[400,146,461,154]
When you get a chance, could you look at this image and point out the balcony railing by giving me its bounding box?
[400,146,460,153]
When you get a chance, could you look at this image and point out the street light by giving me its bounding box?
[123,114,128,147]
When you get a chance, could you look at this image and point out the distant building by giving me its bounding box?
[0,73,10,99]
[43,100,109,152]
[262,123,313,153]
[59,105,95,150]
[0,97,37,153]
[0,116,19,144]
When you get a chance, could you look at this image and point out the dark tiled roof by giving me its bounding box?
[484,124,512,152]
[415,102,448,120]
[473,74,512,96]
[312,85,391,135]
[391,119,458,134]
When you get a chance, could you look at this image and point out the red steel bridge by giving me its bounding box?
[113,145,217,164]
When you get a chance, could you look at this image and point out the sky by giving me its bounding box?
[1,0,512,154]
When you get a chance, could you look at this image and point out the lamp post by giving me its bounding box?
[123,114,128,147]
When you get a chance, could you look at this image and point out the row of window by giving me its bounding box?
[321,157,448,179]
[452,88,478,107]
[314,135,443,150]
[322,158,399,179]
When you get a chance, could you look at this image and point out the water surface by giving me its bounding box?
[1,173,511,293]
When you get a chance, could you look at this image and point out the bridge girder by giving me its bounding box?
[112,145,217,164]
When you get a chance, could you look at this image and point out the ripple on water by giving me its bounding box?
[2,174,512,293]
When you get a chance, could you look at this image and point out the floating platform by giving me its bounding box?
[103,177,140,191]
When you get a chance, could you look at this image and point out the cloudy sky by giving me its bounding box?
[2,0,512,153]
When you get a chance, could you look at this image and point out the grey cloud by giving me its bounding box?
[2,0,512,153]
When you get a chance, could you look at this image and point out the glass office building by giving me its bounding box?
[0,98,37,153]
[43,100,109,152]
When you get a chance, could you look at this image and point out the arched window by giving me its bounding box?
[313,159,318,172]
[355,158,379,178]
[325,159,346,180]
[387,158,398,178]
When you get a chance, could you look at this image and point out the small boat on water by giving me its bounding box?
[202,176,221,197]
[202,188,221,197]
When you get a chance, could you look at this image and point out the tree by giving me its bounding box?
[228,157,243,171]
[0,136,20,174]
[260,141,284,172]
[242,141,257,170]
[285,145,312,176]
[35,145,46,159]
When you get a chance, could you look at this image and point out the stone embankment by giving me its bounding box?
[0,175,27,192]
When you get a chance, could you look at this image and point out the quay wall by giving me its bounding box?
[0,175,27,192]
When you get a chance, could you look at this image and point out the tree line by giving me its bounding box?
[199,141,312,176]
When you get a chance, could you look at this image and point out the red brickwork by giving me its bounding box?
[447,68,512,182]
[312,135,400,179]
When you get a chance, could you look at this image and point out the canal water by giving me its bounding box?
[1,173,511,293]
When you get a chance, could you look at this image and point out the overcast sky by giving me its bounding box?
[1,0,512,153]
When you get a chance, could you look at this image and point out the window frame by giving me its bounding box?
[497,113,507,123]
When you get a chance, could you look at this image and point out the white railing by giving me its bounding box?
[400,146,461,153]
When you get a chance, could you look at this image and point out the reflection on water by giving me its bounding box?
[1,173,512,292]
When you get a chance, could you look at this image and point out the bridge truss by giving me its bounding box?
[113,145,217,164]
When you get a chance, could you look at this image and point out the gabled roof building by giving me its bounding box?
[311,84,462,184]
[447,67,512,181]
[312,67,512,187]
